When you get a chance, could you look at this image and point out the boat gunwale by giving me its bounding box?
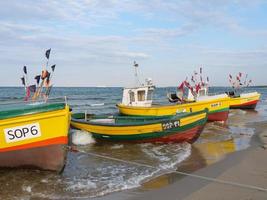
[71,109,208,127]
[0,102,67,120]
[88,117,207,140]
[116,96,230,110]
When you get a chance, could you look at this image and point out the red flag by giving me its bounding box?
[196,83,201,93]
[24,87,31,101]
[178,81,184,92]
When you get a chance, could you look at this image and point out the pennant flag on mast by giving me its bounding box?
[35,75,41,85]
[133,61,138,68]
[178,81,185,93]
[21,77,25,86]
[23,66,27,74]
[51,64,56,72]
[45,48,51,59]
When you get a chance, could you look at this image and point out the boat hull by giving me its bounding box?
[117,96,230,122]
[229,92,260,110]
[0,104,70,172]
[0,142,67,172]
[207,110,229,122]
[71,110,207,143]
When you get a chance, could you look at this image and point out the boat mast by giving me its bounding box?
[133,61,141,86]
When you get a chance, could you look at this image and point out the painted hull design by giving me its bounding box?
[229,92,260,109]
[0,102,70,172]
[71,109,208,143]
[117,96,230,122]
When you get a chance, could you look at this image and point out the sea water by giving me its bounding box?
[0,86,266,199]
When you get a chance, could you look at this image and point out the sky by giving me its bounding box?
[0,0,267,87]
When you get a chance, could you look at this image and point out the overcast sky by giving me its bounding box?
[0,0,267,87]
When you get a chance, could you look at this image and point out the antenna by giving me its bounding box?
[133,61,141,86]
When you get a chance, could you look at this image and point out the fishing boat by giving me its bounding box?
[0,49,71,172]
[117,65,230,122]
[0,100,71,172]
[227,73,261,109]
[71,109,208,143]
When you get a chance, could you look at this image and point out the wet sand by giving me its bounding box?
[125,119,267,200]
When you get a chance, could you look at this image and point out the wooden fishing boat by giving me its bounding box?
[117,65,230,122]
[227,73,261,109]
[227,92,260,109]
[71,109,208,143]
[0,100,71,172]
[117,81,230,122]
[0,49,71,172]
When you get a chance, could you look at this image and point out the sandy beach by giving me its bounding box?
[125,121,267,200]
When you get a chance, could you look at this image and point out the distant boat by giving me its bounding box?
[0,100,71,172]
[227,91,260,109]
[226,73,261,109]
[71,109,208,143]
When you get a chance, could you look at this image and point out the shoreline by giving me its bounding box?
[128,121,267,200]
[94,117,267,200]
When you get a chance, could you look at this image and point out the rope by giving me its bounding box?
[78,150,267,192]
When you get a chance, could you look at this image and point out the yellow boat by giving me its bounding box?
[117,82,230,122]
[0,100,71,172]
[227,91,261,109]
[71,109,208,143]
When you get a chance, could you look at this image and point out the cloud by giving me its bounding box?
[0,0,267,86]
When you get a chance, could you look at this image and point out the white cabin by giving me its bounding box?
[121,79,155,107]
[187,86,209,101]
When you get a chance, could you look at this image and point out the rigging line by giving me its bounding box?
[78,150,267,193]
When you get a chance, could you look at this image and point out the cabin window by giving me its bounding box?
[129,91,135,102]
[147,90,153,100]
[137,90,146,101]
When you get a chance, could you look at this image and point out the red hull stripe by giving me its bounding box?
[208,110,229,122]
[231,99,259,107]
[135,125,204,143]
[0,136,68,153]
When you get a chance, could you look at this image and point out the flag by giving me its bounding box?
[45,48,51,59]
[35,75,41,85]
[21,77,25,86]
[41,70,48,80]
[24,87,31,101]
[196,83,201,93]
[178,81,185,93]
[133,61,138,68]
[23,66,27,74]
[200,67,202,74]
[28,85,36,93]
[51,64,56,72]
[45,72,51,86]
